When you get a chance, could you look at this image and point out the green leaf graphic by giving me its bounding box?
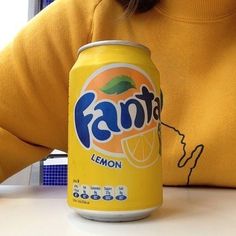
[101,75,136,95]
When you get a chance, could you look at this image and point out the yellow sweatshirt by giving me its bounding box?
[0,0,236,187]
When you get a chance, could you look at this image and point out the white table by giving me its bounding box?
[0,186,235,236]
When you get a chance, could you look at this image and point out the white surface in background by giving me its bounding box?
[2,162,40,185]
[44,157,68,165]
[51,150,67,155]
[1,166,32,185]
[0,0,28,50]
[0,186,236,236]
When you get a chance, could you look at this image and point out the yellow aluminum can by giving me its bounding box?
[68,40,162,222]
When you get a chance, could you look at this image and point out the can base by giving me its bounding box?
[74,207,159,222]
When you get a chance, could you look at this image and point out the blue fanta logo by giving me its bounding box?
[75,86,161,149]
[73,64,161,157]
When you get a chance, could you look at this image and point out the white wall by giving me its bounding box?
[0,0,28,50]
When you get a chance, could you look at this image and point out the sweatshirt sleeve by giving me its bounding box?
[0,0,102,182]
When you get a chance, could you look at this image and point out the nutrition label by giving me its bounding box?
[90,186,102,200]
[73,184,128,201]
[115,185,128,200]
[80,185,90,199]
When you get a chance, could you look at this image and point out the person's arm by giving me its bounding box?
[0,0,102,182]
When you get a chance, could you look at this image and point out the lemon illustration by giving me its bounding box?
[122,127,160,168]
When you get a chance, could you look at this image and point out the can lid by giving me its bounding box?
[78,40,150,54]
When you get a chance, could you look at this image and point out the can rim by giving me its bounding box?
[78,40,150,54]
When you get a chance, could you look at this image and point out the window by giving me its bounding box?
[0,0,28,50]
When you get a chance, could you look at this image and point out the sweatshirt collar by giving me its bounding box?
[156,0,236,21]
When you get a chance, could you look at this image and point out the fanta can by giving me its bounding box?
[68,40,162,222]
